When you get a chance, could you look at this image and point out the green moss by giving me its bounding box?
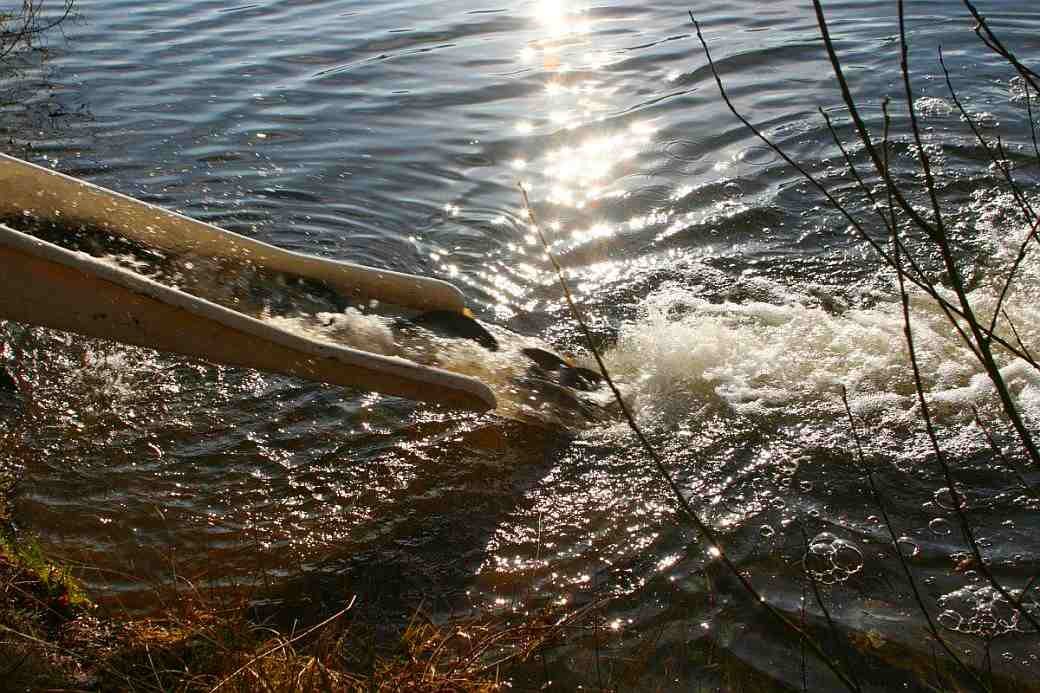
[0,533,94,688]
[0,535,89,608]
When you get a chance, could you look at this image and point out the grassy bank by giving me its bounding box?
[1,469,515,691]
[0,533,93,688]
[0,535,533,691]
[0,485,588,692]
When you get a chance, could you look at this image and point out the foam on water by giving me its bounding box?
[602,189,1040,431]
[266,310,398,357]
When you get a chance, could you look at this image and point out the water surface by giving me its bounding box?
[3,0,1040,688]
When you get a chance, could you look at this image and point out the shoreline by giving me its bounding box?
[0,467,579,691]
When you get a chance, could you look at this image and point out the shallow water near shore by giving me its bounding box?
[3,0,1040,688]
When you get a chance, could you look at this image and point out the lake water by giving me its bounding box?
[3,0,1040,688]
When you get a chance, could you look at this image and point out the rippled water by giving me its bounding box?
[3,0,1040,688]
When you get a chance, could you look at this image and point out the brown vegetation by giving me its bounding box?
[0,527,604,691]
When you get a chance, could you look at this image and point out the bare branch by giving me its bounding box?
[962,0,1040,96]
[938,47,1036,223]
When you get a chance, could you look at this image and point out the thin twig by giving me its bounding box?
[895,0,1040,471]
[938,47,1036,223]
[986,215,1040,340]
[809,0,941,239]
[972,406,1040,498]
[1002,309,1036,365]
[1021,573,1040,597]
[899,1,948,237]
[858,108,987,686]
[0,0,74,61]
[1024,83,1040,169]
[882,83,1040,630]
[694,10,1034,369]
[962,0,1040,96]
[819,107,937,290]
[820,104,987,366]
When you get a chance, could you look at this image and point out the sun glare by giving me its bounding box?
[535,0,590,38]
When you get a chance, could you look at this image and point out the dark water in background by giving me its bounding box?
[3,0,1040,688]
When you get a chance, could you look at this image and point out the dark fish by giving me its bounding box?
[521,346,569,370]
[560,365,604,392]
[521,347,603,392]
[0,365,16,393]
[404,310,500,351]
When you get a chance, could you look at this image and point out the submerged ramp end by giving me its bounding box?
[0,224,496,412]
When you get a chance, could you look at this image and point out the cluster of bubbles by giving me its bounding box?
[802,532,865,585]
[1008,76,1033,105]
[937,584,1035,637]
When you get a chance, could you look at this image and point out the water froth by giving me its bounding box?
[603,192,1040,430]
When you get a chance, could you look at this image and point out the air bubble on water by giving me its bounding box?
[832,540,864,573]
[803,532,864,584]
[929,517,952,536]
[896,535,921,559]
[934,487,958,510]
[938,609,963,630]
[914,96,954,117]
[938,585,1024,637]
[961,111,999,128]
[1010,76,1030,103]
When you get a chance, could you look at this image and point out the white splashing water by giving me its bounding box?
[603,189,1040,429]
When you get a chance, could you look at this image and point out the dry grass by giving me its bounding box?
[0,527,603,692]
